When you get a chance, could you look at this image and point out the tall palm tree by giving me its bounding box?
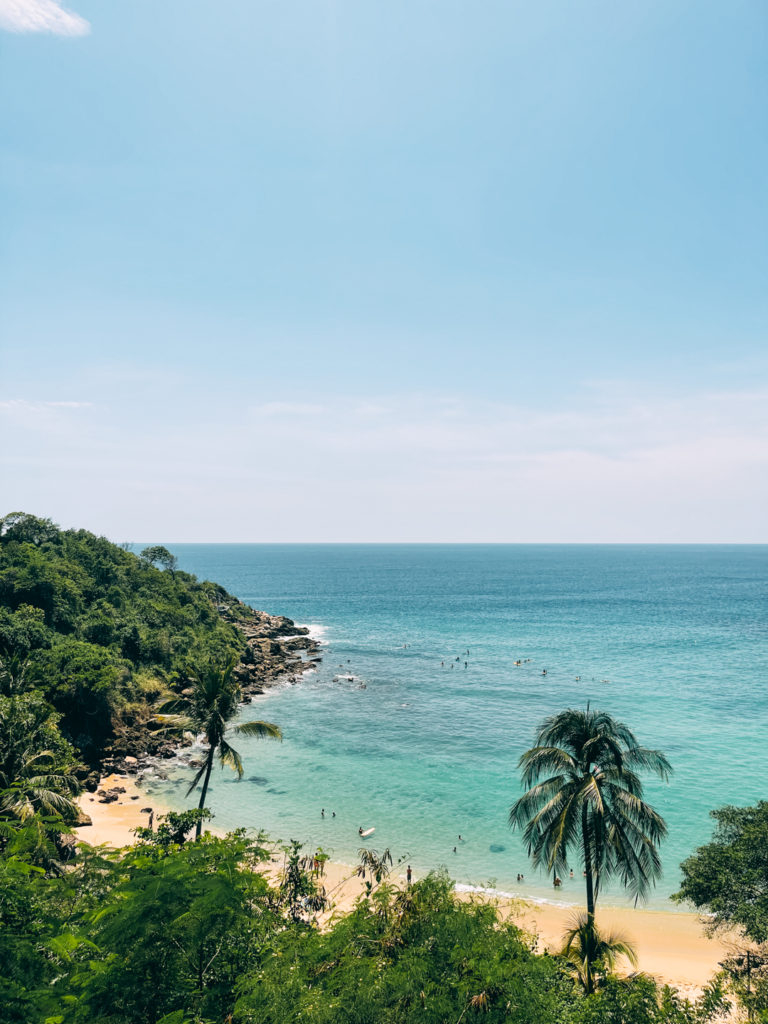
[561,912,638,994]
[160,657,281,839]
[509,707,671,921]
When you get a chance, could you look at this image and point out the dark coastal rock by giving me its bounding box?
[101,601,321,769]
[74,810,92,826]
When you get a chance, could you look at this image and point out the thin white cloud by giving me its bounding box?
[0,0,90,36]
[0,399,92,410]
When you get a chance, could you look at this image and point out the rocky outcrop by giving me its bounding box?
[100,605,321,775]
[223,608,321,696]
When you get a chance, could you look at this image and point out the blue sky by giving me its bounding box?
[1,0,766,541]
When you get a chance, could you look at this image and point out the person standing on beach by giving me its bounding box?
[406,865,412,885]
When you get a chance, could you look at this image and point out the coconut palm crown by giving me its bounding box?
[561,912,638,994]
[509,707,671,917]
[159,657,281,838]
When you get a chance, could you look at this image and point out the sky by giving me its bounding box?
[1,0,766,542]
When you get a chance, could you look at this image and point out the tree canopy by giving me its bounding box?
[0,512,252,764]
[675,801,768,944]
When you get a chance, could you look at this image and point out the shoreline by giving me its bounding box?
[76,778,735,995]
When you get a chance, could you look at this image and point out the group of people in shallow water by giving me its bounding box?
[552,869,577,888]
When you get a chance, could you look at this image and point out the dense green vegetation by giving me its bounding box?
[0,512,251,766]
[675,802,768,1020]
[0,816,730,1024]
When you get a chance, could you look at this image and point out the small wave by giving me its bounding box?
[453,882,576,909]
[302,623,329,644]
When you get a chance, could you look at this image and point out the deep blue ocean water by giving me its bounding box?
[140,545,768,909]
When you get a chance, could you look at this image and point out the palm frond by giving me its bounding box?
[233,720,282,741]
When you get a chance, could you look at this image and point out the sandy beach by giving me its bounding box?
[76,780,734,995]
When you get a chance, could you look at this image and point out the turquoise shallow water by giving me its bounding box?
[141,545,768,910]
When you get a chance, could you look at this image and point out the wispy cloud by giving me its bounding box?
[0,0,90,36]
[0,399,93,410]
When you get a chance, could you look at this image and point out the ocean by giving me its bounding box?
[140,544,768,910]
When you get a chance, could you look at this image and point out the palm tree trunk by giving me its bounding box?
[195,746,215,840]
[582,802,595,921]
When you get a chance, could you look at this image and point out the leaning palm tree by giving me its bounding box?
[509,707,671,921]
[561,912,638,994]
[159,657,281,839]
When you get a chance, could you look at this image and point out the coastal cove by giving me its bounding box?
[132,543,768,910]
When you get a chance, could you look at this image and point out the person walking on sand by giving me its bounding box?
[407,865,412,885]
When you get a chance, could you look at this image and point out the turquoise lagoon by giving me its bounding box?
[140,544,768,909]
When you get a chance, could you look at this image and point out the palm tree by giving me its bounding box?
[160,657,281,839]
[0,695,80,823]
[509,707,671,921]
[561,912,638,994]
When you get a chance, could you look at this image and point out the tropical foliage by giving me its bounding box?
[675,801,768,1021]
[509,707,672,918]
[560,912,638,994]
[0,824,730,1024]
[0,512,252,764]
[675,801,768,944]
[158,657,281,836]
[0,692,80,823]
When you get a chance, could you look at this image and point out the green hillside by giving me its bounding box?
[0,512,282,766]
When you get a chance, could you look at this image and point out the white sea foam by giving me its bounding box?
[453,882,576,909]
[302,622,329,644]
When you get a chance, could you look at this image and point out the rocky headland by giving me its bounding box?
[96,603,321,784]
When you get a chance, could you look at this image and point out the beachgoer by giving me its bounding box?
[458,834,462,841]
[321,808,325,817]
[332,811,336,818]
[554,876,562,888]
[569,869,574,878]
[542,669,547,675]
[453,846,457,853]
[407,865,412,884]
[359,826,363,835]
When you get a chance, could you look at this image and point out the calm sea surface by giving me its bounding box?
[141,545,768,909]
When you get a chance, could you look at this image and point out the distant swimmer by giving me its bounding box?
[542,669,547,676]
[458,834,463,841]
[441,661,444,667]
[321,808,325,818]
[332,811,336,818]
[554,876,562,888]
[464,661,468,669]
[575,676,581,681]
[359,826,363,835]
[453,846,457,853]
